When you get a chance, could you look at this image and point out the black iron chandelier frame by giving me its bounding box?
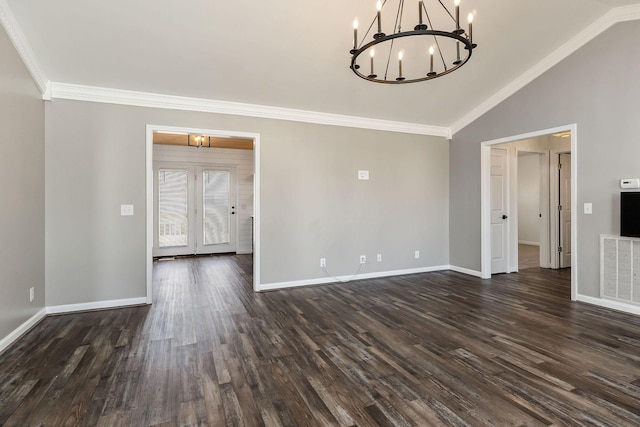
[350,0,477,84]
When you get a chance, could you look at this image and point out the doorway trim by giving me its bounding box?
[145,124,261,303]
[480,124,577,300]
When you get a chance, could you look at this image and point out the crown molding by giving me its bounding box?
[49,82,449,137]
[450,4,640,136]
[0,0,49,97]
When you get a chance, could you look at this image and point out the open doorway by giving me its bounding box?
[481,124,577,300]
[145,125,261,303]
[517,151,544,270]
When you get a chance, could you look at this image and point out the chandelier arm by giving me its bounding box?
[431,34,447,71]
[383,37,396,81]
[436,0,456,23]
[358,14,380,51]
[423,3,434,32]
[395,0,404,33]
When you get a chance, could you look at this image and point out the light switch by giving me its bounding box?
[358,170,369,180]
[583,203,592,215]
[121,204,134,216]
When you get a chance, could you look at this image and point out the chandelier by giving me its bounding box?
[188,135,210,147]
[350,0,477,84]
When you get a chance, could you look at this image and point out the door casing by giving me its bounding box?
[480,124,577,301]
[145,125,261,303]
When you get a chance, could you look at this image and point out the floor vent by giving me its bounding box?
[601,235,640,305]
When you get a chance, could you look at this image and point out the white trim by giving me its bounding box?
[576,294,640,317]
[450,5,640,136]
[0,308,47,354]
[253,136,261,292]
[0,0,49,96]
[145,126,154,303]
[518,241,540,246]
[480,124,578,302]
[449,265,483,278]
[145,124,262,297]
[46,297,147,315]
[256,265,450,292]
[480,146,491,279]
[49,82,449,137]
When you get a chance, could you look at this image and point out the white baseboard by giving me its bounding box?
[518,241,540,246]
[448,265,484,278]
[46,297,148,315]
[257,265,450,291]
[576,294,640,316]
[0,308,47,355]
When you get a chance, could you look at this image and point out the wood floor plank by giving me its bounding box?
[2,257,640,426]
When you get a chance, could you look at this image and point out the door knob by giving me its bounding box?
[502,215,508,219]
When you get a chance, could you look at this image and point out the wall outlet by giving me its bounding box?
[320,258,326,268]
[377,253,382,262]
[360,255,367,264]
[29,287,34,302]
[415,250,420,259]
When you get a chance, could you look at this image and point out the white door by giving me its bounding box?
[154,165,236,257]
[559,153,571,268]
[491,148,509,274]
[196,168,237,255]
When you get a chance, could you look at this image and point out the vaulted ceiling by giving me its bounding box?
[4,0,640,133]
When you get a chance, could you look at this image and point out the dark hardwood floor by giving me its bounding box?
[1,256,640,426]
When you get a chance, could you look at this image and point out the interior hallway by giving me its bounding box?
[519,243,540,270]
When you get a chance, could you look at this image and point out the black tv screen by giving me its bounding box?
[621,192,640,237]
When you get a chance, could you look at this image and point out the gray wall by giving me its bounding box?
[450,21,640,297]
[0,25,45,338]
[45,99,448,305]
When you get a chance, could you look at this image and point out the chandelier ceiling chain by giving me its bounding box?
[350,0,477,84]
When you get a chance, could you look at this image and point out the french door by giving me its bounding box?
[153,164,237,257]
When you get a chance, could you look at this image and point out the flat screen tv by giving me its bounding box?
[621,191,640,237]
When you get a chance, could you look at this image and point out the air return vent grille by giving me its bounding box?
[600,235,640,305]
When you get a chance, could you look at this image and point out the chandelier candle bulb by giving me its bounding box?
[353,19,358,50]
[376,1,383,34]
[370,49,375,76]
[419,1,423,25]
[398,51,404,79]
[468,13,473,43]
[455,0,460,30]
[429,46,434,73]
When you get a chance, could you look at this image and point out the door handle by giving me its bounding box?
[502,215,508,219]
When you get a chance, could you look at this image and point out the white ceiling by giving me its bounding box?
[5,0,640,129]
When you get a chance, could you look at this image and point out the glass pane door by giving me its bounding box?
[158,169,189,248]
[196,167,236,254]
[203,170,230,245]
[153,164,236,257]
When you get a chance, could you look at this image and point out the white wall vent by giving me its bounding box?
[600,235,640,305]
